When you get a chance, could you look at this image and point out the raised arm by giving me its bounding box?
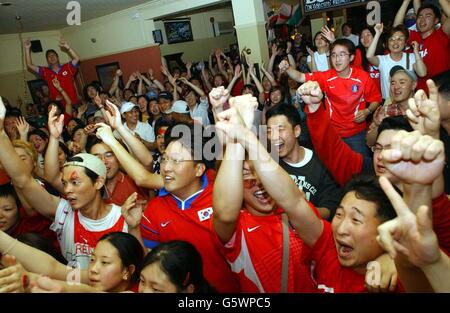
[0,230,88,284]
[44,106,65,193]
[306,46,317,72]
[52,77,72,115]
[366,23,383,67]
[439,0,450,36]
[246,57,264,95]
[59,40,80,66]
[226,65,242,94]
[394,0,412,27]
[108,70,122,95]
[201,66,213,92]
[147,68,165,92]
[104,100,154,170]
[411,42,427,77]
[95,123,163,190]
[178,77,206,99]
[23,40,39,74]
[267,43,279,75]
[286,41,297,68]
[0,97,59,219]
[260,63,277,86]
[215,97,323,247]
[212,140,245,244]
[279,60,306,83]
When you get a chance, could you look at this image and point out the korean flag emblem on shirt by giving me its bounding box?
[352,84,359,93]
[198,207,213,222]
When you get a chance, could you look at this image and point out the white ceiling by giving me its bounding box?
[0,0,155,34]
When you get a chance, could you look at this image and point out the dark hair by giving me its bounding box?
[45,49,59,59]
[154,119,176,138]
[71,125,85,141]
[99,232,144,283]
[5,109,21,119]
[67,117,85,132]
[386,25,409,49]
[432,70,450,100]
[417,4,441,21]
[377,115,413,137]
[341,175,397,222]
[358,26,383,71]
[58,141,70,158]
[266,103,301,128]
[164,122,215,169]
[330,38,356,56]
[141,240,216,293]
[99,91,111,98]
[46,100,64,115]
[16,233,67,264]
[0,184,21,212]
[123,88,135,101]
[83,83,101,102]
[241,84,259,98]
[269,85,287,106]
[27,128,48,141]
[85,136,103,154]
[342,22,352,31]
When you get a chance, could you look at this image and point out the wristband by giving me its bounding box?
[22,274,30,290]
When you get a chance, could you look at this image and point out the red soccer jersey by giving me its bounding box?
[305,67,382,138]
[211,208,317,293]
[38,62,79,105]
[352,49,381,92]
[140,174,240,293]
[104,172,148,206]
[408,28,450,92]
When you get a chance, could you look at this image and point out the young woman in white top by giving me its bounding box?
[306,32,330,72]
[366,23,427,100]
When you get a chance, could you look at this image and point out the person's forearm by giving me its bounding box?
[226,76,239,94]
[287,53,297,68]
[285,67,305,83]
[58,87,72,115]
[137,79,143,96]
[116,125,154,169]
[185,81,205,97]
[172,84,179,101]
[309,56,318,72]
[267,54,276,75]
[366,124,379,147]
[413,0,421,14]
[128,227,146,251]
[367,102,380,114]
[209,54,217,76]
[439,0,450,19]
[201,69,213,92]
[44,136,64,192]
[67,46,80,64]
[394,0,411,26]
[422,250,450,292]
[413,54,427,77]
[24,47,39,73]
[249,72,264,95]
[213,143,245,224]
[242,130,322,244]
[0,231,68,281]
[125,78,133,89]
[106,136,162,189]
[261,67,277,86]
[109,76,119,95]
[366,33,381,64]
[403,183,432,214]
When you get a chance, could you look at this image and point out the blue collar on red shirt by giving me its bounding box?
[48,63,63,74]
[158,173,208,210]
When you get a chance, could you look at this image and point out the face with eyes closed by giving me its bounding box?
[331,191,385,273]
[139,262,186,293]
[242,161,275,216]
[61,165,104,210]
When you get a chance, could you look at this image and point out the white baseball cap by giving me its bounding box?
[120,102,139,115]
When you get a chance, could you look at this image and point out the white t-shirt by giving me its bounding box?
[190,97,210,126]
[307,51,330,72]
[378,53,416,99]
[114,121,155,143]
[50,199,128,269]
[341,34,359,47]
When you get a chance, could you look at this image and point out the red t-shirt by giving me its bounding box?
[38,62,79,105]
[104,172,148,206]
[303,221,404,293]
[305,67,382,138]
[211,208,317,293]
[352,49,381,92]
[0,169,10,185]
[140,174,240,293]
[408,28,450,92]
[10,207,59,252]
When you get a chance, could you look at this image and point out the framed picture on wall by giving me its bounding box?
[153,30,163,44]
[95,62,123,91]
[164,20,194,44]
[27,79,48,105]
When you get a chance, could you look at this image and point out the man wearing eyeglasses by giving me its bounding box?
[280,39,381,158]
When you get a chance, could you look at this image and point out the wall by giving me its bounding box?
[0,30,68,104]
[79,45,163,90]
